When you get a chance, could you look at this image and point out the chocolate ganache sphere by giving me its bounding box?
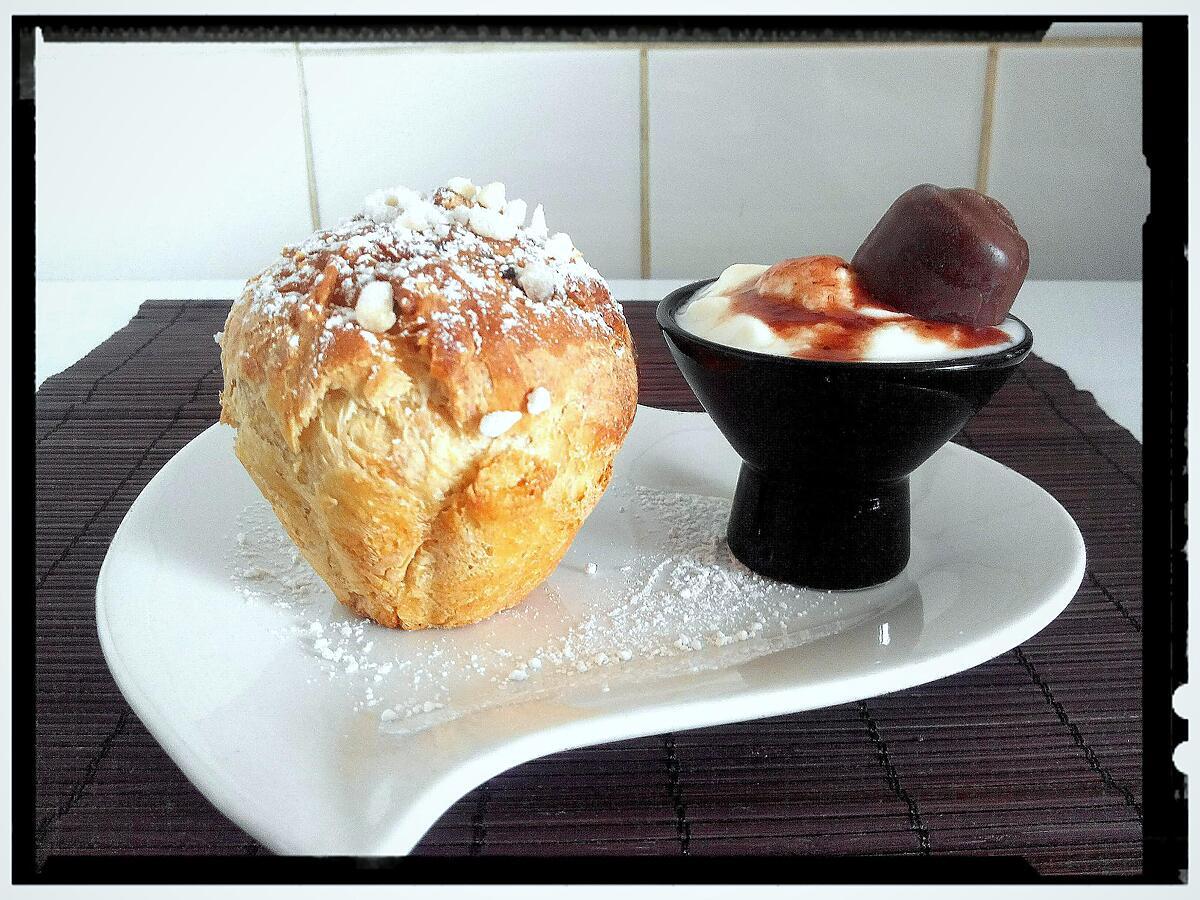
[851,184,1030,327]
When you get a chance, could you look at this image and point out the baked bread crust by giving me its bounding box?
[219,182,637,628]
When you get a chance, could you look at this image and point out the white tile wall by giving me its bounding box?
[987,47,1147,280]
[35,43,312,281]
[647,47,989,278]
[300,46,642,278]
[33,37,1145,284]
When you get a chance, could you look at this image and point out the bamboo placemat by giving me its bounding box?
[33,299,1142,875]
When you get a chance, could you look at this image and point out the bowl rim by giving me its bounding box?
[655,277,1034,372]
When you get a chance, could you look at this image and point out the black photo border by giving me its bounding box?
[14,12,1187,886]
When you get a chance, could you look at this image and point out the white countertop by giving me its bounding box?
[36,278,1142,442]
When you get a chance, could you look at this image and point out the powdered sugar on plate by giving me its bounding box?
[229,477,912,735]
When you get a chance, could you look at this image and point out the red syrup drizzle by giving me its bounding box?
[727,287,1012,362]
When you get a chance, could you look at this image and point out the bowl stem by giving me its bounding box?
[726,463,911,590]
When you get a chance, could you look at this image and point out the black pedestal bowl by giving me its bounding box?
[656,279,1033,590]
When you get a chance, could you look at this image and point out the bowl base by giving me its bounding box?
[726,463,910,590]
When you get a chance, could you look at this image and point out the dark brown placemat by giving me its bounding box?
[34,299,1142,875]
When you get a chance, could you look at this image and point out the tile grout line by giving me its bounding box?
[294,42,322,231]
[975,45,1000,194]
[638,46,652,279]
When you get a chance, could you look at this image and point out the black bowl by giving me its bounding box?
[656,278,1033,590]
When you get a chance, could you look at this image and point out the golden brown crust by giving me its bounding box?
[219,184,637,628]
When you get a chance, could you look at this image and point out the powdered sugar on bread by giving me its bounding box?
[224,179,622,381]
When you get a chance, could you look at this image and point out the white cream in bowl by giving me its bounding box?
[676,261,1024,363]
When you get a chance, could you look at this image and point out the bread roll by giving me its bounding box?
[218,180,638,629]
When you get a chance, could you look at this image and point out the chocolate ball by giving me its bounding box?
[851,185,1030,327]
